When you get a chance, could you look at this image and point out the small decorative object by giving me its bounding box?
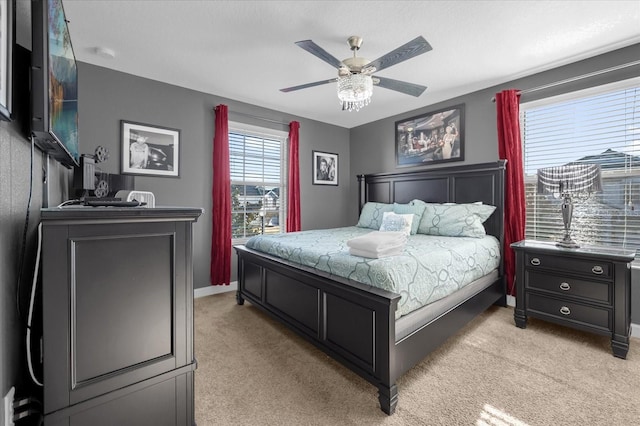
[395,104,465,167]
[121,120,180,177]
[94,145,109,163]
[537,163,602,248]
[0,0,14,121]
[312,150,338,186]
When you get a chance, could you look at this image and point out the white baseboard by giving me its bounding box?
[505,295,640,339]
[194,281,237,298]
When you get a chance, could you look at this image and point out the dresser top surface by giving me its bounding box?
[41,206,203,222]
[511,239,637,261]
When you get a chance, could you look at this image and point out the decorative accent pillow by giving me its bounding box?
[392,203,425,235]
[411,200,496,238]
[379,212,413,236]
[356,202,394,230]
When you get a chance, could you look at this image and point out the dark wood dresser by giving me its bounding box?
[40,207,202,425]
[511,240,635,359]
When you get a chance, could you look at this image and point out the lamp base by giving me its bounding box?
[556,235,579,249]
[557,193,579,248]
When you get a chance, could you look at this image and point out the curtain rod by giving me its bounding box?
[226,110,291,126]
[491,59,640,102]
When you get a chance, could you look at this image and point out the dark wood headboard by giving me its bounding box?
[357,160,506,246]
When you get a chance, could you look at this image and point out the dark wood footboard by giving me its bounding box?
[235,244,402,413]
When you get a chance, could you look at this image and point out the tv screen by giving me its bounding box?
[31,0,79,168]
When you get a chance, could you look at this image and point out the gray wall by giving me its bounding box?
[0,43,71,420]
[77,63,352,288]
[0,118,39,424]
[349,43,640,319]
[1,4,37,415]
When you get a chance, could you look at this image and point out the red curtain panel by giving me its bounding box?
[286,121,301,232]
[496,90,526,296]
[211,104,231,285]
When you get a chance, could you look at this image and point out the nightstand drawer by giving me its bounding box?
[526,271,611,304]
[527,293,611,331]
[525,253,612,279]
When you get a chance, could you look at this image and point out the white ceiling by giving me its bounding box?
[56,1,640,129]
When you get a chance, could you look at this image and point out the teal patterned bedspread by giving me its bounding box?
[244,227,500,319]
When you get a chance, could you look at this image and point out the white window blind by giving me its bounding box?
[229,123,287,240]
[521,78,640,250]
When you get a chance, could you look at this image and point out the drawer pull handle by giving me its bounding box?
[530,258,541,266]
[560,306,571,316]
[559,282,571,291]
[592,265,604,275]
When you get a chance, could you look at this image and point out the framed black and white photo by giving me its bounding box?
[0,0,14,121]
[121,120,180,177]
[312,150,338,186]
[395,104,465,167]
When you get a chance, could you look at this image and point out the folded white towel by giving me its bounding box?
[346,231,407,252]
[349,245,405,259]
[349,241,406,256]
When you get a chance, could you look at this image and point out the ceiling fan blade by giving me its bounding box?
[295,40,344,69]
[374,76,427,97]
[280,78,338,93]
[365,36,432,73]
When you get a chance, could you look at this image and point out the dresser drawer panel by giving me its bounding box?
[525,271,611,304]
[526,293,611,331]
[525,253,611,279]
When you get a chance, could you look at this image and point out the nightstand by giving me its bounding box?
[511,240,636,359]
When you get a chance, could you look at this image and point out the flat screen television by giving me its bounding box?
[31,0,79,168]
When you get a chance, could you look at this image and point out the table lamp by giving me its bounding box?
[537,163,602,248]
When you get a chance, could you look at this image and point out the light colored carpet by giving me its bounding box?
[194,292,640,425]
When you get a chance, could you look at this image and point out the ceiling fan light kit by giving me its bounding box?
[337,74,373,112]
[281,35,432,112]
[337,36,373,112]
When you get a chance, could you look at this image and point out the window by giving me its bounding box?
[229,122,287,240]
[520,77,640,250]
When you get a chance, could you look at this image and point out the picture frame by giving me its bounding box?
[0,0,14,121]
[312,150,338,186]
[121,120,180,177]
[395,104,465,167]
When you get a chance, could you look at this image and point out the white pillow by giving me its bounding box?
[379,212,413,236]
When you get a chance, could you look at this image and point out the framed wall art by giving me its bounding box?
[395,104,465,167]
[121,120,180,177]
[312,150,338,186]
[0,0,14,121]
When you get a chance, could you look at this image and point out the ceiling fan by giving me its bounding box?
[280,35,432,111]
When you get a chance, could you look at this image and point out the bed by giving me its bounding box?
[234,160,506,414]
